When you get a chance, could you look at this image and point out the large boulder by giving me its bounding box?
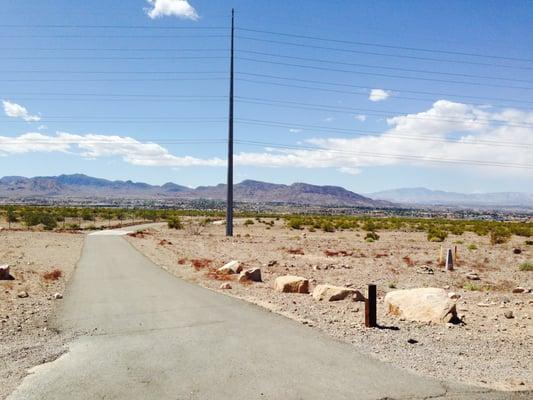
[217,260,242,275]
[312,284,364,302]
[274,275,309,293]
[0,264,10,280]
[384,288,458,324]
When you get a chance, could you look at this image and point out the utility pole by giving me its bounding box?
[226,8,234,236]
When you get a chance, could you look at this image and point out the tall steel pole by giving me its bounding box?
[226,9,234,236]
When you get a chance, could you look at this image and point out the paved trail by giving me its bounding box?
[8,233,526,399]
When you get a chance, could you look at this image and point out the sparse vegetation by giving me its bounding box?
[167,216,183,230]
[427,227,447,242]
[244,219,254,226]
[518,261,533,271]
[364,231,380,241]
[490,229,511,245]
[467,244,478,251]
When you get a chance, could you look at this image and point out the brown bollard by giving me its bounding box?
[365,284,377,328]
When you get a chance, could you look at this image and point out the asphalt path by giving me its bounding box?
[8,231,527,399]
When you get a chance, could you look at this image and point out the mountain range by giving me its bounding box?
[370,187,533,208]
[0,174,387,207]
[1,174,531,209]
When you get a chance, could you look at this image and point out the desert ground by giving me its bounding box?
[0,230,84,399]
[124,218,533,392]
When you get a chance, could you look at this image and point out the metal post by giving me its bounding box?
[446,249,454,271]
[226,8,234,237]
[365,284,377,328]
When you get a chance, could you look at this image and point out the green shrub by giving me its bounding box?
[525,240,533,246]
[463,282,482,291]
[41,214,57,230]
[519,261,533,271]
[321,221,335,232]
[287,217,303,230]
[244,219,254,226]
[427,228,447,242]
[167,217,183,230]
[490,229,511,245]
[365,231,380,241]
[467,244,477,251]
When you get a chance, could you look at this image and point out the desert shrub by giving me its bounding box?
[525,240,533,246]
[321,221,335,232]
[66,223,80,230]
[388,282,397,289]
[43,268,62,281]
[365,231,380,241]
[287,217,303,230]
[427,227,447,242]
[287,248,305,255]
[467,244,477,251]
[41,214,57,230]
[308,227,316,232]
[167,217,183,230]
[519,261,533,271]
[244,219,254,226]
[489,229,511,245]
[185,220,204,235]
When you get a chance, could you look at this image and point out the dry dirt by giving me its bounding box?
[125,218,533,392]
[0,230,84,400]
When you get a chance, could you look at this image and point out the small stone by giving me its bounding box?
[267,260,278,267]
[407,338,418,344]
[53,293,63,300]
[219,283,232,290]
[312,284,364,302]
[17,291,28,298]
[448,292,461,300]
[504,311,514,319]
[466,272,480,281]
[513,248,522,254]
[512,287,528,294]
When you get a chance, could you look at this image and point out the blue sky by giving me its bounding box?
[0,0,532,193]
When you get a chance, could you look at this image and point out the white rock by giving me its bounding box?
[274,275,309,293]
[17,291,29,298]
[217,260,242,275]
[384,288,458,324]
[53,293,63,300]
[312,284,364,302]
[212,220,225,225]
[219,283,232,290]
[466,272,480,280]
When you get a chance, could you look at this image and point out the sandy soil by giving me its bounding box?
[0,230,84,400]
[126,218,533,392]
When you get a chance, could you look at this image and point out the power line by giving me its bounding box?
[237,50,533,84]
[237,27,533,64]
[0,34,229,39]
[0,55,228,61]
[234,118,533,149]
[234,140,533,170]
[0,24,227,30]
[237,72,533,107]
[236,97,533,129]
[236,35,533,72]
[237,57,533,91]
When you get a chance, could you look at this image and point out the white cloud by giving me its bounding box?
[145,0,199,20]
[2,100,41,122]
[37,125,47,131]
[322,117,335,122]
[353,114,367,122]
[289,128,303,133]
[2,101,531,178]
[0,132,223,167]
[369,89,391,102]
